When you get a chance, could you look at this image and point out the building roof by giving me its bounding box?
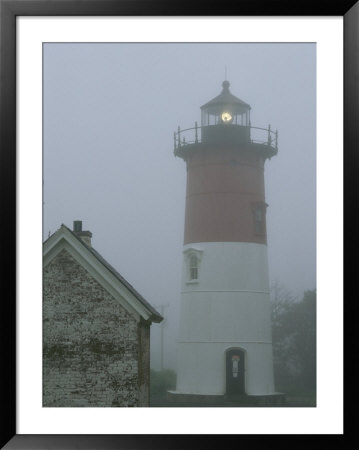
[43,224,163,323]
[201,80,251,113]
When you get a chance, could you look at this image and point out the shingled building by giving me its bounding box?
[43,221,162,407]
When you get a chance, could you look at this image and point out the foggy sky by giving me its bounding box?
[43,43,316,369]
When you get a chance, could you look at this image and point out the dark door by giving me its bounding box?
[226,348,245,395]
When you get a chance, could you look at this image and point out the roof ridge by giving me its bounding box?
[45,224,163,323]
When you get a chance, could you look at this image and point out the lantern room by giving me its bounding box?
[200,80,252,145]
[200,80,251,127]
[173,80,278,158]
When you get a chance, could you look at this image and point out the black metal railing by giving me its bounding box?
[173,122,201,149]
[174,122,278,153]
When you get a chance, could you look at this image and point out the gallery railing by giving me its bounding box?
[174,122,278,154]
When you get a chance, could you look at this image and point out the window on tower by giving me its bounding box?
[189,254,198,281]
[252,202,268,236]
[183,247,203,284]
[255,208,263,234]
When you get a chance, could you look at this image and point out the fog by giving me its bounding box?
[43,43,316,370]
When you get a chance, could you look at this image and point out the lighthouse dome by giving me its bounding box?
[201,80,251,116]
[200,81,251,129]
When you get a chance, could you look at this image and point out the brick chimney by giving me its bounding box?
[73,220,92,247]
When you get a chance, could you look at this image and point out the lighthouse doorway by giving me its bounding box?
[226,348,245,396]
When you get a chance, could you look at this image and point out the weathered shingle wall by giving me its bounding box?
[137,319,150,406]
[43,248,144,407]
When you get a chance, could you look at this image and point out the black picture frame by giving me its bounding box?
[1,0,356,448]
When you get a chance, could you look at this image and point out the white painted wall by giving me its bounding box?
[176,343,274,395]
[176,242,275,396]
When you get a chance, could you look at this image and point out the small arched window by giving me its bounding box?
[184,247,203,284]
[189,254,198,280]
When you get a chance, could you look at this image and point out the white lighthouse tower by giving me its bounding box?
[169,81,281,405]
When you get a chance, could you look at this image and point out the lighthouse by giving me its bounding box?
[170,81,280,404]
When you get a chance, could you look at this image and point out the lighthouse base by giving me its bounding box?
[167,391,286,407]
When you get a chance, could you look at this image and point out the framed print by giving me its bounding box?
[1,0,357,448]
